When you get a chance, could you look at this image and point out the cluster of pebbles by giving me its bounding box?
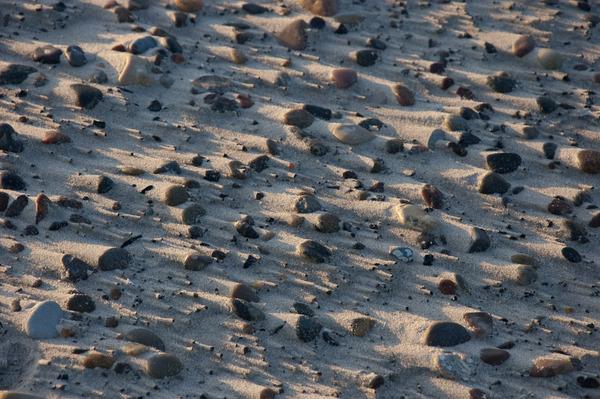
[1,0,600,398]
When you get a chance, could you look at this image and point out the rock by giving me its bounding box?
[590,212,600,228]
[118,54,154,86]
[228,160,250,179]
[330,68,357,89]
[128,36,157,55]
[31,45,62,64]
[468,227,490,253]
[70,84,103,109]
[183,253,212,271]
[294,195,321,213]
[438,279,457,295]
[70,174,113,193]
[444,114,468,131]
[463,312,493,337]
[478,172,510,195]
[353,49,378,66]
[284,109,314,129]
[277,19,308,50]
[0,392,45,399]
[61,255,89,282]
[124,328,165,351]
[303,104,331,120]
[146,353,183,379]
[392,84,415,106]
[163,185,188,206]
[514,265,537,285]
[242,3,268,14]
[0,172,26,191]
[385,139,404,154]
[181,204,206,225]
[513,35,535,57]
[231,298,265,321]
[390,247,414,263]
[314,212,340,233]
[577,150,600,174]
[542,142,557,159]
[299,0,338,16]
[548,196,572,215]
[537,95,557,114]
[66,294,95,313]
[42,130,71,145]
[560,219,587,242]
[561,247,582,263]
[65,45,87,67]
[530,354,575,377]
[0,64,37,85]
[511,253,536,266]
[435,352,473,380]
[537,48,563,70]
[174,0,202,12]
[486,74,517,93]
[231,283,259,302]
[480,348,510,366]
[153,160,181,175]
[291,302,314,317]
[83,352,115,369]
[331,124,375,145]
[366,37,386,50]
[0,192,8,211]
[124,0,149,10]
[350,317,375,337]
[296,240,331,262]
[235,219,259,239]
[520,125,540,140]
[5,195,28,218]
[90,69,108,84]
[0,123,24,153]
[421,184,443,209]
[98,247,131,271]
[296,315,322,342]
[394,204,438,233]
[25,300,62,339]
[424,322,471,347]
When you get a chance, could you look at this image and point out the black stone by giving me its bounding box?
[468,227,490,253]
[0,64,37,85]
[303,104,332,120]
[537,96,558,114]
[561,247,582,263]
[61,254,90,282]
[424,321,471,347]
[65,45,87,67]
[354,49,378,66]
[0,172,26,191]
[31,45,62,64]
[67,294,96,313]
[295,315,322,342]
[242,3,268,14]
[542,142,557,159]
[4,195,28,217]
[71,84,103,109]
[486,153,522,174]
[487,75,516,93]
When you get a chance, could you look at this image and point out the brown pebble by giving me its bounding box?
[513,35,535,57]
[392,83,415,106]
[438,279,456,295]
[35,194,50,224]
[330,68,357,89]
[82,352,115,369]
[421,184,444,209]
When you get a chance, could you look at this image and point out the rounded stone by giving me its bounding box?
[296,240,331,263]
[25,300,63,339]
[421,184,443,209]
[82,352,115,369]
[537,48,563,70]
[561,247,581,263]
[513,35,535,57]
[314,212,340,233]
[283,109,314,129]
[98,247,131,271]
[486,153,522,174]
[392,84,415,106]
[181,204,206,225]
[124,328,165,351]
[331,124,375,145]
[478,172,510,195]
[480,348,510,366]
[183,253,212,271]
[294,195,321,213]
[146,353,183,378]
[577,150,600,174]
[66,294,95,313]
[65,45,87,67]
[424,321,471,347]
[231,283,259,302]
[330,68,357,89]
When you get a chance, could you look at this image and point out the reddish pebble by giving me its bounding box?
[42,131,71,144]
[438,279,456,295]
[330,68,357,89]
[392,83,415,106]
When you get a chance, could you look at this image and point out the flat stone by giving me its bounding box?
[98,247,131,271]
[284,109,314,129]
[295,315,322,342]
[577,150,600,174]
[25,300,62,339]
[70,84,103,109]
[330,68,357,89]
[0,64,37,85]
[314,212,340,233]
[394,204,438,233]
[31,45,62,64]
[294,195,321,213]
[530,355,575,377]
[463,311,493,337]
[299,0,338,16]
[303,104,331,120]
[146,353,183,379]
[296,240,331,262]
[393,83,415,106]
[513,35,535,57]
[231,298,265,321]
[231,283,259,302]
[183,253,212,271]
[124,328,165,351]
[480,348,510,366]
[424,321,471,347]
[350,317,375,337]
[65,45,87,67]
[435,352,473,380]
[331,124,375,145]
[478,172,510,195]
[468,227,490,253]
[277,19,308,50]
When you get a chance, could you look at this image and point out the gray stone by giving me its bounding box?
[25,300,63,339]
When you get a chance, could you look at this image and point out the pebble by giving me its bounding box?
[394,204,438,233]
[548,196,572,215]
[303,104,331,120]
[284,109,314,129]
[118,54,154,86]
[42,130,71,144]
[331,123,375,145]
[513,35,535,57]
[487,73,517,93]
[292,302,314,317]
[392,83,416,106]
[242,3,268,14]
[163,185,188,206]
[468,227,490,253]
[235,218,259,239]
[314,212,340,233]
[590,213,600,228]
[70,84,103,109]
[424,322,471,347]
[277,19,308,50]
[299,0,338,16]
[438,279,457,295]
[520,125,540,140]
[296,240,331,263]
[435,352,473,380]
[359,372,384,389]
[65,45,87,67]
[146,353,183,379]
[5,195,28,218]
[231,283,259,302]
[390,247,414,263]
[560,219,587,242]
[537,95,557,114]
[350,317,375,337]
[463,312,493,338]
[511,253,535,267]
[0,172,26,191]
[0,64,37,85]
[0,123,24,153]
[181,204,206,225]
[31,45,62,64]
[514,265,537,285]
[174,0,203,12]
[542,142,557,159]
[128,36,157,55]
[385,138,404,154]
[421,184,443,209]
[353,49,378,67]
[330,68,357,89]
[294,194,321,214]
[478,172,510,195]
[561,246,582,263]
[83,352,115,369]
[295,315,322,342]
[66,293,96,312]
[486,152,521,174]
[25,300,63,339]
[576,149,600,174]
[98,247,131,270]
[0,392,45,399]
[61,254,89,282]
[530,354,575,377]
[537,48,563,70]
[89,69,108,84]
[183,253,212,271]
[124,328,165,351]
[480,348,510,366]
[231,298,265,321]
[444,114,468,131]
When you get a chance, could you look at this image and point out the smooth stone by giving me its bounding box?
[291,302,314,317]
[543,142,557,159]
[98,247,131,270]
[231,298,265,321]
[0,64,37,85]
[394,204,438,233]
[463,312,493,337]
[0,123,24,152]
[42,130,71,144]
[468,227,490,253]
[31,45,62,64]
[124,328,165,351]
[353,49,378,67]
[5,195,28,217]
[235,219,259,239]
[299,0,338,16]
[294,195,321,213]
[174,0,203,12]
[0,172,26,191]
[277,19,308,50]
[513,35,535,57]
[303,104,331,120]
[511,253,536,267]
[590,212,600,228]
[163,185,188,206]
[296,240,331,263]
[486,152,521,174]
[350,317,375,337]
[128,36,157,55]
[65,45,87,67]
[480,348,510,366]
[118,54,154,86]
[146,353,183,379]
[577,150,600,174]
[478,172,510,195]
[83,352,115,369]
[424,321,471,347]
[487,74,516,93]
[444,114,468,131]
[537,48,563,70]
[366,37,386,50]
[181,204,206,225]
[314,212,340,233]
[242,3,268,14]
[331,68,357,89]
[530,355,575,377]
[520,126,539,140]
[70,84,103,109]
[183,253,212,271]
[561,247,582,263]
[66,293,95,312]
[548,196,572,215]
[61,254,89,282]
[537,95,557,113]
[231,283,259,302]
[296,315,322,342]
[514,265,537,285]
[392,84,415,106]
[435,352,472,380]
[284,109,314,129]
[421,184,443,209]
[25,300,63,339]
[331,124,375,145]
